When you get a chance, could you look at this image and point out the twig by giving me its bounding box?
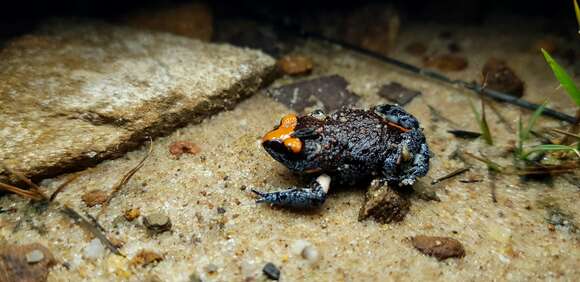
[99,140,153,216]
[60,205,122,256]
[1,163,48,199]
[0,182,43,200]
[489,171,498,203]
[552,128,580,140]
[431,167,471,185]
[0,169,122,256]
[49,173,81,202]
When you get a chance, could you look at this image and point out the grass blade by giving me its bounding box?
[469,100,493,145]
[541,49,580,106]
[522,101,547,142]
[523,144,580,159]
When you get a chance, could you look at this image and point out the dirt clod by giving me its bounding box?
[482,58,524,98]
[411,235,466,261]
[262,262,280,280]
[130,250,164,267]
[0,243,56,282]
[423,54,468,71]
[143,213,172,234]
[81,190,108,207]
[277,55,314,76]
[377,82,422,106]
[358,180,410,224]
[169,141,201,159]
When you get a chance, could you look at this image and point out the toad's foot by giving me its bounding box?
[252,174,331,209]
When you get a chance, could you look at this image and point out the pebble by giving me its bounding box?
[290,240,320,264]
[83,238,105,259]
[143,213,172,234]
[411,235,465,261]
[481,58,524,98]
[262,262,280,280]
[169,141,201,159]
[124,208,141,221]
[25,250,45,264]
[277,55,314,76]
[81,189,108,207]
[130,250,163,267]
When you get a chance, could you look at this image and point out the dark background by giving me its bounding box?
[0,0,576,38]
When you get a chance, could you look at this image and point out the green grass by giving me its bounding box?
[470,99,493,145]
[516,102,547,160]
[523,144,580,159]
[541,49,580,107]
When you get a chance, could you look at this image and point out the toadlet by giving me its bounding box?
[252,104,431,209]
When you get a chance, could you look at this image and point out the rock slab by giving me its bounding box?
[0,21,275,183]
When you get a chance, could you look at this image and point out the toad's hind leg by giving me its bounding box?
[382,129,430,186]
[374,104,420,129]
[252,174,331,209]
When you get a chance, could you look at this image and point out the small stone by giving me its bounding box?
[124,208,141,222]
[83,238,105,259]
[289,240,320,263]
[217,207,226,214]
[143,213,172,234]
[81,189,108,207]
[268,75,360,113]
[130,250,163,267]
[405,42,427,56]
[423,54,468,71]
[358,180,410,223]
[25,250,45,264]
[377,82,422,106]
[169,141,201,159]
[301,245,320,264]
[411,235,465,261]
[262,262,280,280]
[277,55,314,76]
[481,58,524,98]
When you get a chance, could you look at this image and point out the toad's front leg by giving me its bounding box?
[252,174,331,209]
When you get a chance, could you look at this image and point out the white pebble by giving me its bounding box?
[290,240,320,264]
[301,245,320,263]
[83,238,105,259]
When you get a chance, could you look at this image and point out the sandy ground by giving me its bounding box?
[1,19,579,281]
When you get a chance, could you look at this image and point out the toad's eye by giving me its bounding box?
[262,114,303,154]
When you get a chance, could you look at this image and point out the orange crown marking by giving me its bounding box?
[262,114,303,153]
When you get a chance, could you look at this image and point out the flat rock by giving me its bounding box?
[377,82,422,106]
[411,235,466,261]
[0,21,275,183]
[268,75,360,113]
